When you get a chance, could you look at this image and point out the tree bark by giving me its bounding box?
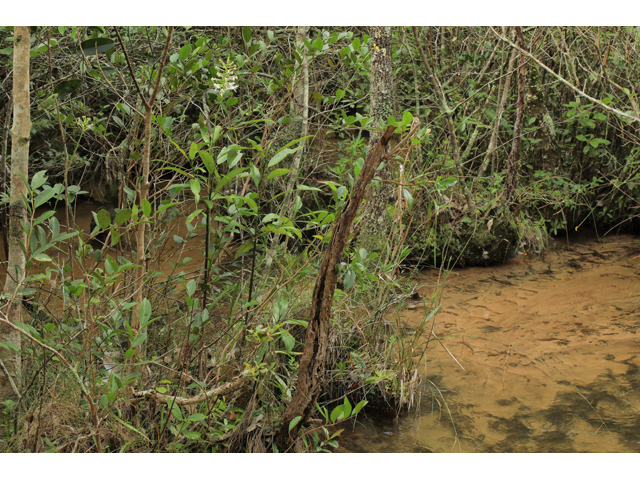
[279,124,397,449]
[1,26,31,403]
[356,26,396,257]
[503,27,527,204]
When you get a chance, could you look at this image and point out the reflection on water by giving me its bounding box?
[342,234,640,453]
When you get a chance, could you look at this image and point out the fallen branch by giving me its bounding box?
[132,368,251,406]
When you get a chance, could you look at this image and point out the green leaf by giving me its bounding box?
[190,179,201,203]
[330,405,344,423]
[94,211,111,232]
[242,26,252,44]
[281,331,295,354]
[250,164,261,187]
[179,43,191,60]
[289,416,302,432]
[268,145,303,168]
[34,187,57,209]
[114,209,132,225]
[343,269,356,291]
[402,110,413,127]
[140,298,152,326]
[80,38,115,56]
[352,38,361,50]
[141,199,152,218]
[199,151,215,174]
[335,89,345,102]
[32,253,52,263]
[352,399,368,415]
[266,168,291,180]
[131,332,147,349]
[343,396,352,417]
[186,279,197,298]
[110,230,121,247]
[105,255,118,276]
[31,170,48,190]
[187,413,206,422]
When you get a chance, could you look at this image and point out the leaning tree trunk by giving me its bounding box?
[355,26,396,257]
[1,26,31,403]
[503,26,527,204]
[279,125,398,449]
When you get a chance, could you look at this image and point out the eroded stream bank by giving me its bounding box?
[342,233,640,452]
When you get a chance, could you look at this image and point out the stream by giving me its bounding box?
[341,233,640,453]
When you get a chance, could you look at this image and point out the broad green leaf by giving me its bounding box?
[141,199,152,218]
[31,170,48,190]
[187,413,206,422]
[95,209,111,230]
[80,38,115,56]
[281,331,295,354]
[179,43,191,60]
[186,279,197,298]
[140,298,151,326]
[32,253,52,262]
[115,209,132,225]
[242,26,252,44]
[105,255,118,276]
[343,269,356,291]
[335,89,345,102]
[199,151,215,174]
[402,110,413,127]
[330,405,344,423]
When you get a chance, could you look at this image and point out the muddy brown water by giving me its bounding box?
[341,233,640,453]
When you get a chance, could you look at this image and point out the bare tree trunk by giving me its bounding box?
[356,26,395,257]
[503,27,527,204]
[116,27,173,378]
[279,125,398,450]
[1,96,12,260]
[1,26,31,403]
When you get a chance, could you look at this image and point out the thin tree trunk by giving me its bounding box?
[1,96,12,260]
[264,26,309,271]
[116,27,173,377]
[279,125,397,450]
[356,26,395,256]
[503,27,527,204]
[1,26,31,403]
[477,34,518,180]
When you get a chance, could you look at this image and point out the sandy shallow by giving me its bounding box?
[343,233,640,452]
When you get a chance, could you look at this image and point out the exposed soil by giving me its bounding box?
[341,233,640,452]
